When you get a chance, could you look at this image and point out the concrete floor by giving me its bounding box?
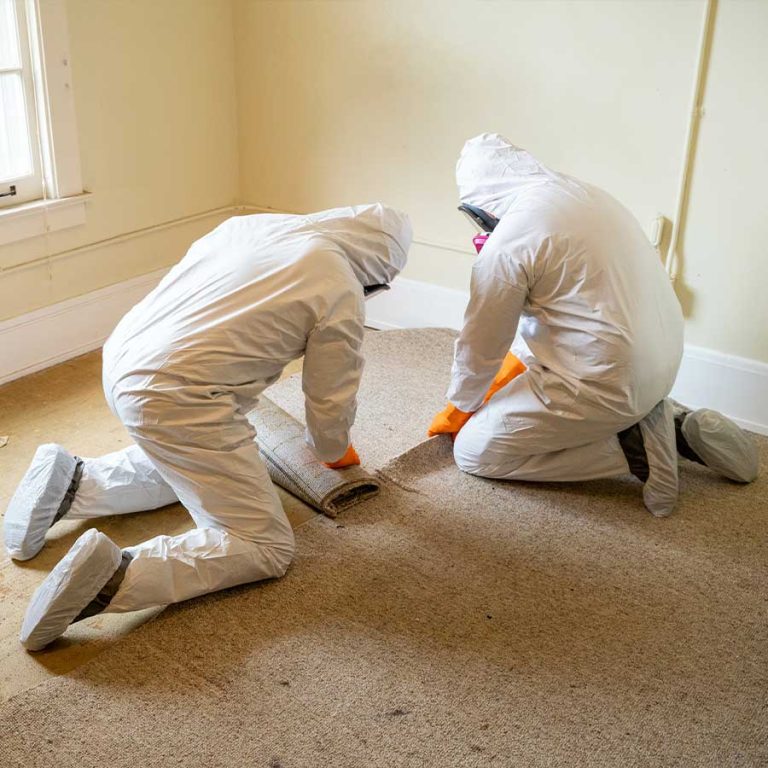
[0,350,314,703]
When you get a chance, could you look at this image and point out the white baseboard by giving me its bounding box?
[366,277,469,331]
[0,205,234,383]
[2,271,766,436]
[0,268,168,386]
[669,346,768,436]
[367,278,768,436]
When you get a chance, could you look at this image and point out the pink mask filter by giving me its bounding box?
[473,234,489,254]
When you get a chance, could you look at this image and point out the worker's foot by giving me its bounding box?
[619,400,679,517]
[20,529,125,651]
[674,407,759,483]
[4,444,84,561]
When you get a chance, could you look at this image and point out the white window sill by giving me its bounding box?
[0,193,91,247]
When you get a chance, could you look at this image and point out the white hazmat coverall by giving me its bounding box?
[9,205,411,634]
[449,134,685,515]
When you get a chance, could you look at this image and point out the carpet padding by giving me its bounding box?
[249,398,380,517]
[1,329,765,767]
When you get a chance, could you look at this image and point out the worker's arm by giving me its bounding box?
[324,444,361,469]
[446,241,530,413]
[427,402,474,439]
[428,352,527,439]
[302,300,365,464]
[482,352,527,404]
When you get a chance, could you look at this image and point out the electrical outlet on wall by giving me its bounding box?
[649,215,668,249]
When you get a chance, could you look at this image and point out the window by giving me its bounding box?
[0,0,87,245]
[0,0,43,206]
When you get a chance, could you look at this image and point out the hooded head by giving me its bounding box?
[298,203,412,288]
[456,133,557,221]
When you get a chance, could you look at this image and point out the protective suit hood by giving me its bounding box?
[296,203,412,287]
[456,133,558,220]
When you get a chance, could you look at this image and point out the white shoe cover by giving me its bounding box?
[639,400,679,518]
[20,529,122,651]
[682,409,759,483]
[4,444,77,561]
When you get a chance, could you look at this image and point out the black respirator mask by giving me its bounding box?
[458,203,498,253]
[363,284,390,300]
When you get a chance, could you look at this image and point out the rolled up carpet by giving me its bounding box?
[248,398,380,518]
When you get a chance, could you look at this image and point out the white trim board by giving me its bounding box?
[2,272,766,436]
[0,193,91,247]
[0,267,168,386]
[0,205,234,381]
[367,278,768,436]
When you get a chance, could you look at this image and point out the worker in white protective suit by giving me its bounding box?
[429,134,759,514]
[5,203,412,651]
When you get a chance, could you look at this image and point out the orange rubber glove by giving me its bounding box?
[427,403,473,440]
[428,353,526,440]
[482,352,526,404]
[324,444,361,469]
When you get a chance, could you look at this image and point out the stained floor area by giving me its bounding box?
[0,350,312,702]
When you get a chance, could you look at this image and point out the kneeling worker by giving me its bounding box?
[429,134,758,513]
[5,204,411,650]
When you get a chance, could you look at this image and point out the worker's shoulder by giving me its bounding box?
[294,243,360,285]
[292,244,363,308]
[500,181,612,239]
[297,243,349,267]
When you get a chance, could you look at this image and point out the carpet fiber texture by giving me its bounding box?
[249,398,380,517]
[0,328,766,767]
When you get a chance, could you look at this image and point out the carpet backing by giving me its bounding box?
[249,398,379,517]
[0,328,765,767]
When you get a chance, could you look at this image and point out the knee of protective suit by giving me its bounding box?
[453,441,481,475]
[267,528,296,578]
[452,417,490,475]
[453,425,526,479]
[241,509,296,579]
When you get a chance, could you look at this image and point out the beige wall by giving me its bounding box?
[678,0,768,360]
[0,0,239,320]
[234,0,767,364]
[2,0,766,365]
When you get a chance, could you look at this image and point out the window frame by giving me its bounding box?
[0,0,88,246]
[0,0,45,206]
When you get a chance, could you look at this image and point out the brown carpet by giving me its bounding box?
[1,329,766,767]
